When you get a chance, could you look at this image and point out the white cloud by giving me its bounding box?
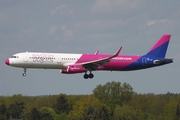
[61,25,66,31]
[50,4,67,16]
[146,19,169,27]
[61,25,73,40]
[0,12,7,24]
[23,27,35,37]
[48,25,73,38]
[48,25,59,35]
[75,19,124,28]
[64,30,73,38]
[91,0,141,14]
[18,27,35,40]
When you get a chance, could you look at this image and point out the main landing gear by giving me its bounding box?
[22,68,27,77]
[83,72,94,79]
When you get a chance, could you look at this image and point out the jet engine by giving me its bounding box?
[61,65,85,74]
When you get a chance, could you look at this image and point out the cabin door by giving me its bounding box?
[142,57,147,66]
[23,53,28,62]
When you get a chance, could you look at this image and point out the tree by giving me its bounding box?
[149,95,170,119]
[55,113,68,120]
[53,94,71,114]
[0,103,9,120]
[157,99,176,120]
[0,104,7,115]
[83,105,110,120]
[40,107,56,120]
[84,106,95,120]
[114,105,143,120]
[93,105,110,120]
[40,110,53,120]
[69,95,110,120]
[8,101,24,119]
[93,81,134,107]
[175,104,180,120]
[28,107,56,120]
[28,107,41,120]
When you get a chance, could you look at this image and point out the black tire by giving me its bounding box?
[89,73,94,79]
[22,73,26,77]
[83,74,89,79]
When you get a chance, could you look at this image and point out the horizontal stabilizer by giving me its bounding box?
[153,58,173,64]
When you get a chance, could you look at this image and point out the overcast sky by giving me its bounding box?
[1,0,180,96]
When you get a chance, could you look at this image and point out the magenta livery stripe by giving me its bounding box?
[100,56,141,70]
[75,54,141,71]
[148,35,171,52]
[75,54,111,64]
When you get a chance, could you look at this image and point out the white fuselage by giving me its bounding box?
[9,52,82,69]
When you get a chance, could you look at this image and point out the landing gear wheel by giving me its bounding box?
[22,73,26,77]
[22,68,27,77]
[83,74,89,79]
[89,73,94,79]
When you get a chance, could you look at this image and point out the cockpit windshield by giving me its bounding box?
[11,56,19,58]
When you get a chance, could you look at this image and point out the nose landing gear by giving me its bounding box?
[22,68,27,77]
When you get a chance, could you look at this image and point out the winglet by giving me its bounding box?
[114,47,122,57]
[94,50,99,55]
[109,47,122,59]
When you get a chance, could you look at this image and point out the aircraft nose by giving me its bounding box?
[5,59,9,65]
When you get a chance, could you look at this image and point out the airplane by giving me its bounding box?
[5,34,173,79]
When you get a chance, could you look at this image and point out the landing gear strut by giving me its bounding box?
[22,68,27,77]
[83,71,94,79]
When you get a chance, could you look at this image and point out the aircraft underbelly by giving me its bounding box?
[16,62,63,69]
[101,62,127,70]
[101,60,141,71]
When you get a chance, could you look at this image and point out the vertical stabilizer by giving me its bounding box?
[146,35,171,58]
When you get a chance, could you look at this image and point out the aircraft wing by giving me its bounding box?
[75,47,122,70]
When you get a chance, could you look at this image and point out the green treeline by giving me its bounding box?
[0,81,180,120]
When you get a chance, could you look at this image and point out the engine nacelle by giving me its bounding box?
[61,65,85,74]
